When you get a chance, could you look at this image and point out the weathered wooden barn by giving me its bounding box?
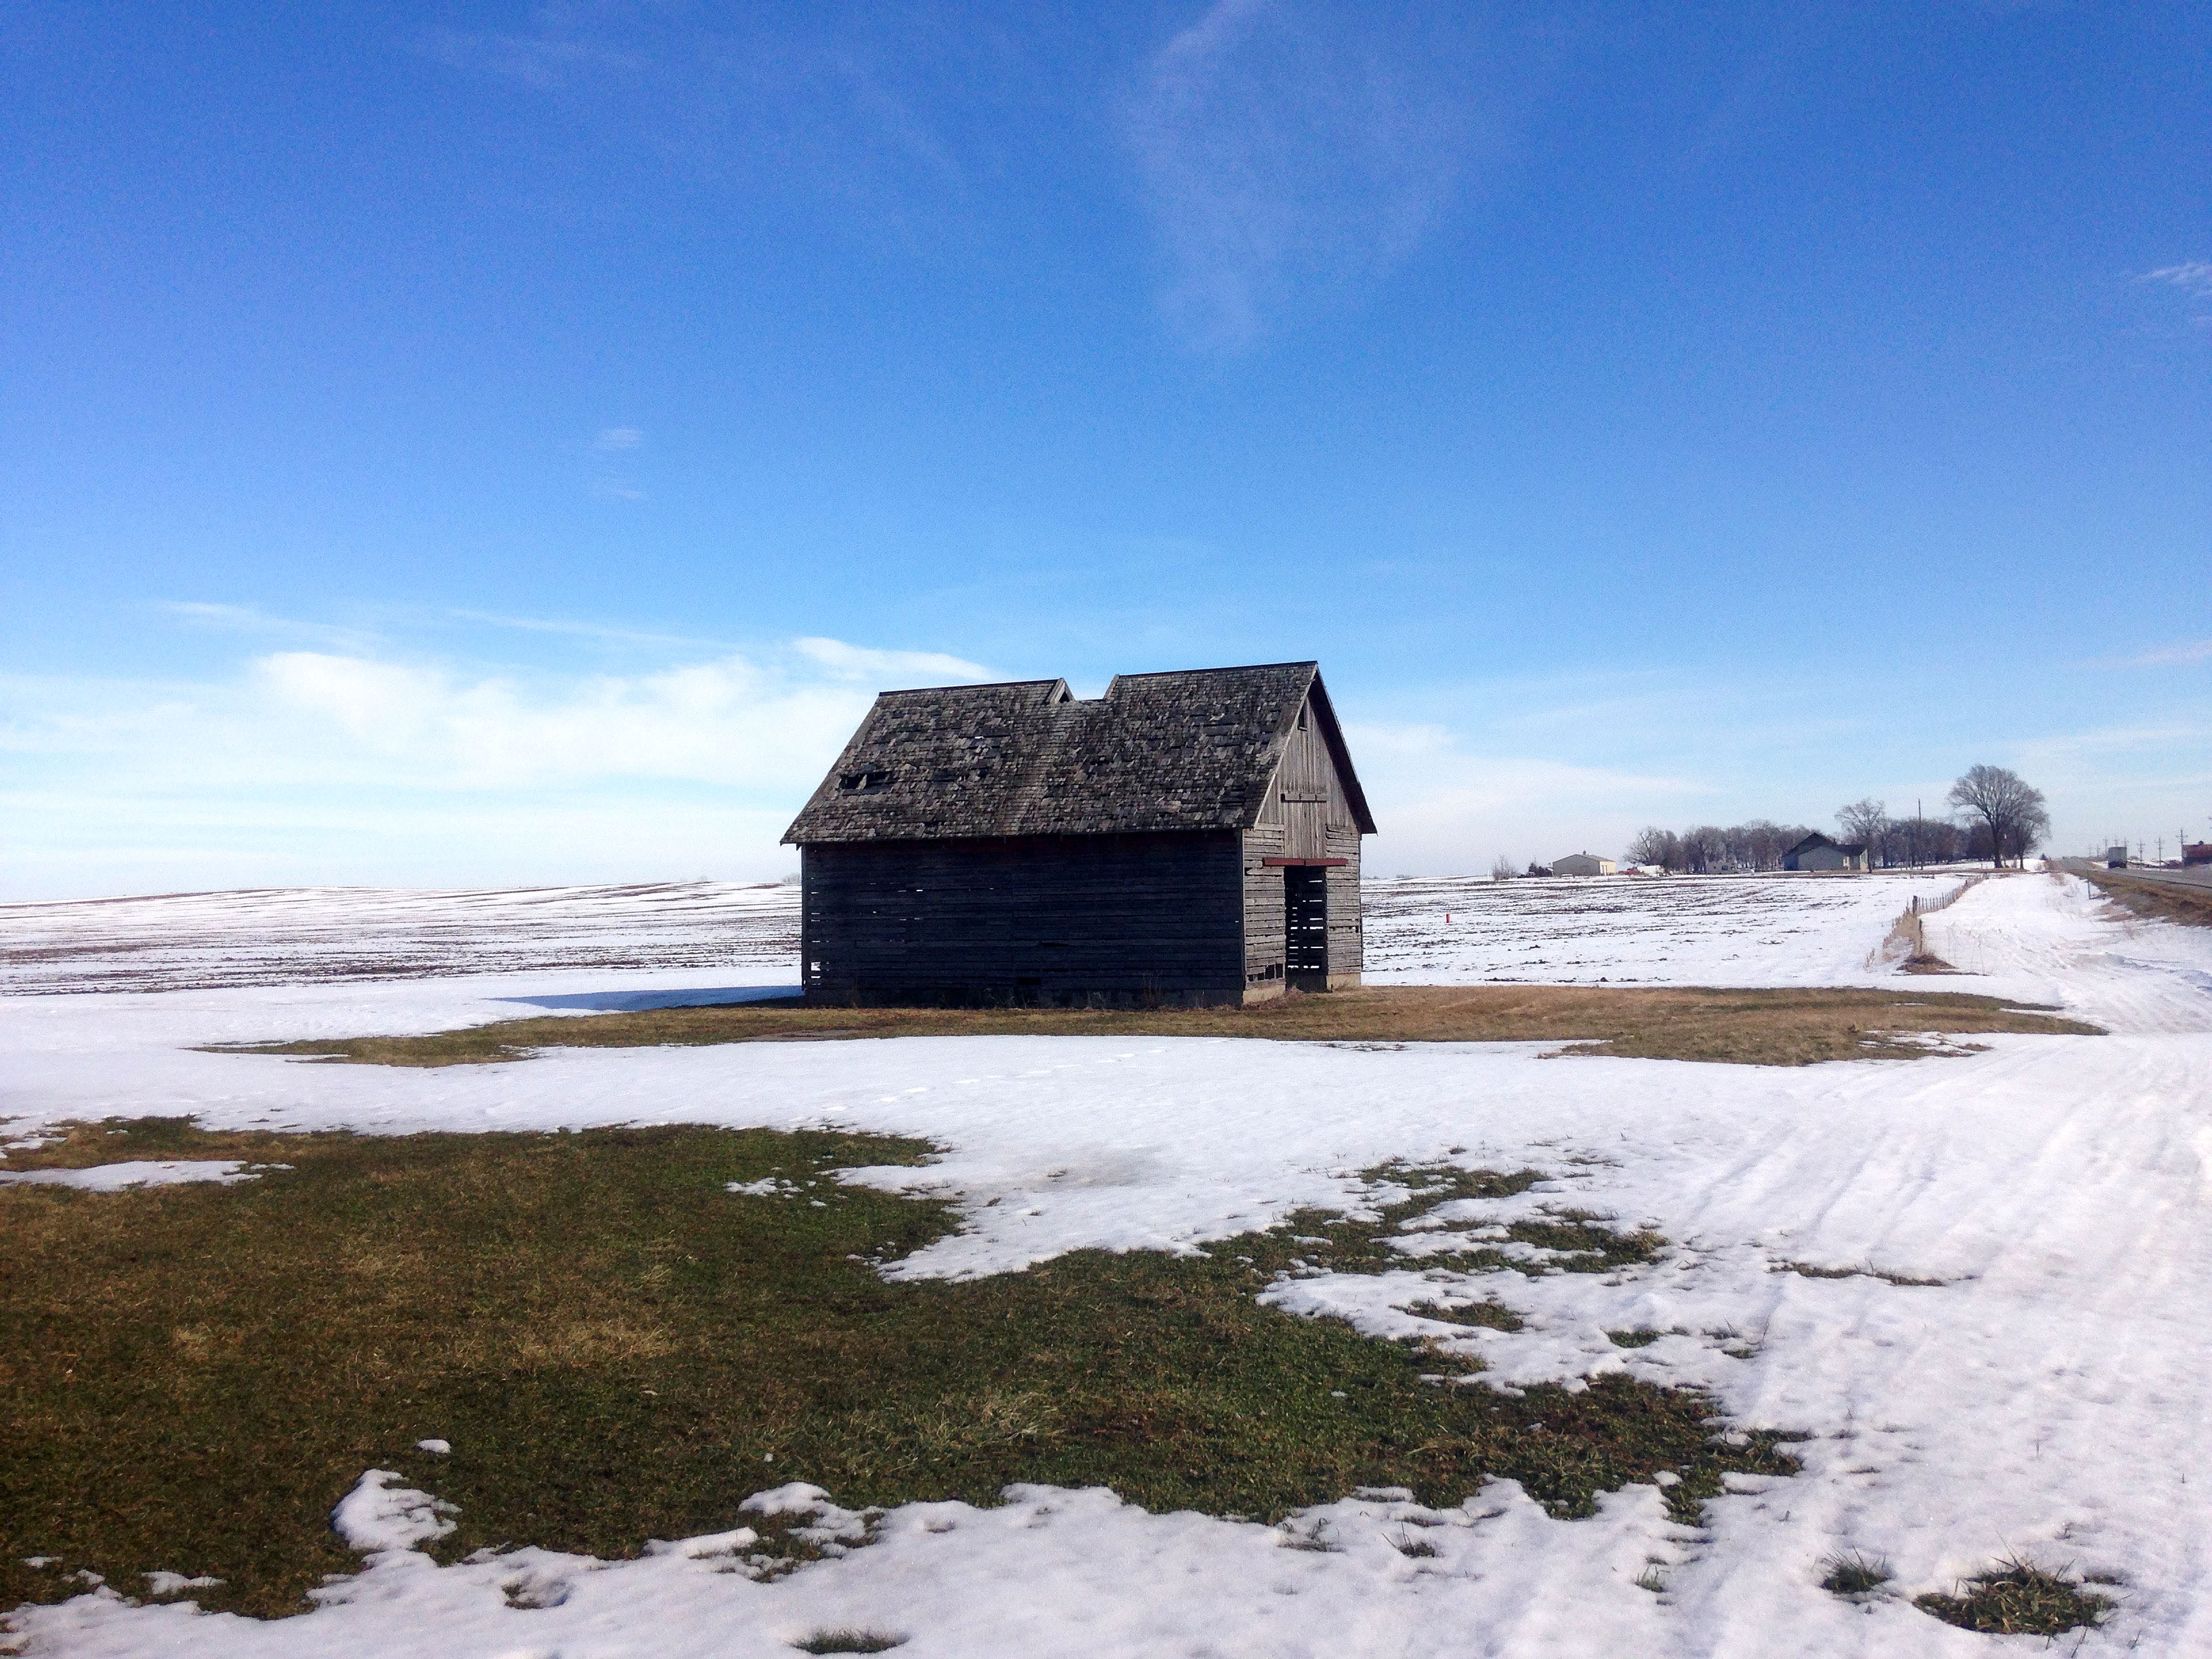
[1782,832,1869,872]
[783,661,1374,1006]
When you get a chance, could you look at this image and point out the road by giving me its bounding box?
[2062,859,2212,892]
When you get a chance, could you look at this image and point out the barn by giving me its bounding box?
[782,661,1375,1007]
[1781,832,1869,873]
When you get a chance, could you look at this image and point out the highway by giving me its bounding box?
[2063,859,2212,892]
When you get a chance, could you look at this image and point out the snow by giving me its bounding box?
[329,1472,459,1555]
[5,872,2212,1655]
[0,1159,262,1191]
[1364,871,1974,987]
[140,1574,222,1597]
[0,880,798,998]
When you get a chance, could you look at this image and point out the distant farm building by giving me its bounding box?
[1782,832,1868,873]
[2185,843,2211,868]
[1551,852,1616,877]
[783,661,1374,1006]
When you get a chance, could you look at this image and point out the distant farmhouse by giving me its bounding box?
[1551,852,1616,877]
[1781,832,1868,872]
[783,662,1374,1007]
[2186,842,2212,868]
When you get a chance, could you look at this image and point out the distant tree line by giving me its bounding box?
[1622,821,1814,873]
[1618,766,2048,874]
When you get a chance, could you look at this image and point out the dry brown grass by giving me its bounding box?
[221,983,2099,1070]
[2081,869,2212,930]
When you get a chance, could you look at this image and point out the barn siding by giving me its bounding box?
[1240,824,1289,998]
[802,832,1247,1006]
[1245,693,1364,989]
[1326,823,1364,986]
[1253,695,1358,860]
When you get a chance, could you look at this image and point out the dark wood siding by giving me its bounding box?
[802,832,1246,1005]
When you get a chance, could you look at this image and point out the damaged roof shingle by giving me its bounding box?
[783,661,1374,843]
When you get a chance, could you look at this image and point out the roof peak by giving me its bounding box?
[785,661,1371,844]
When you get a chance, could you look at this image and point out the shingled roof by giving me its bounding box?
[783,661,1376,844]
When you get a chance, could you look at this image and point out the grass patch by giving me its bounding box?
[2080,869,2212,930]
[1782,1261,1948,1288]
[1405,1300,1524,1332]
[1,1120,1801,1620]
[1820,1549,1894,1595]
[1607,1328,1664,1349]
[1914,1557,2115,1635]
[1234,1164,1664,1281]
[792,1631,906,1654]
[213,985,2100,1071]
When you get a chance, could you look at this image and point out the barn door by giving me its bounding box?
[1285,866,1328,988]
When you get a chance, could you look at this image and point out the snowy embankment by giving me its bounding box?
[6,874,2212,1656]
[1364,870,1970,987]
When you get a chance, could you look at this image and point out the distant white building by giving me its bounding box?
[1552,852,1617,877]
[1781,833,1867,872]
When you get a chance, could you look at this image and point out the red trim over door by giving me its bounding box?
[1261,857,1347,867]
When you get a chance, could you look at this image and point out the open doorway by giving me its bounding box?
[1285,866,1329,989]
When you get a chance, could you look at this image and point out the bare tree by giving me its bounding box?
[1837,798,1889,865]
[1624,826,1681,871]
[1947,765,2049,869]
[1490,853,1518,882]
[1681,825,1729,874]
[1890,815,1963,867]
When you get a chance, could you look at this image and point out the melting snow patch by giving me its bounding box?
[142,1571,222,1596]
[331,1470,459,1553]
[725,1176,799,1196]
[0,1160,264,1191]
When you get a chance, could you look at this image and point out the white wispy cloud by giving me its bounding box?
[2139,261,2212,300]
[1125,0,1479,346]
[446,609,735,651]
[583,425,645,500]
[1341,718,1711,872]
[158,601,382,654]
[420,8,968,213]
[0,634,994,808]
[0,632,1022,895]
[247,651,869,790]
[2121,638,2212,666]
[792,638,994,682]
[418,20,642,91]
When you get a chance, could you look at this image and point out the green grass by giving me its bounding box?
[1914,1557,2116,1635]
[1,1120,1801,1621]
[1781,1261,1948,1288]
[1404,1300,1525,1332]
[1819,1549,1894,1596]
[1242,1163,1666,1281]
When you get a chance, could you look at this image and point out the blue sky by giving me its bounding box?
[3,1,2207,898]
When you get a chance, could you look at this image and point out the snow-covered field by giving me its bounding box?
[7,872,2212,1656]
[1364,870,1973,987]
[0,880,800,996]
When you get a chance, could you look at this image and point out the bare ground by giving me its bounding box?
[224,984,2099,1069]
